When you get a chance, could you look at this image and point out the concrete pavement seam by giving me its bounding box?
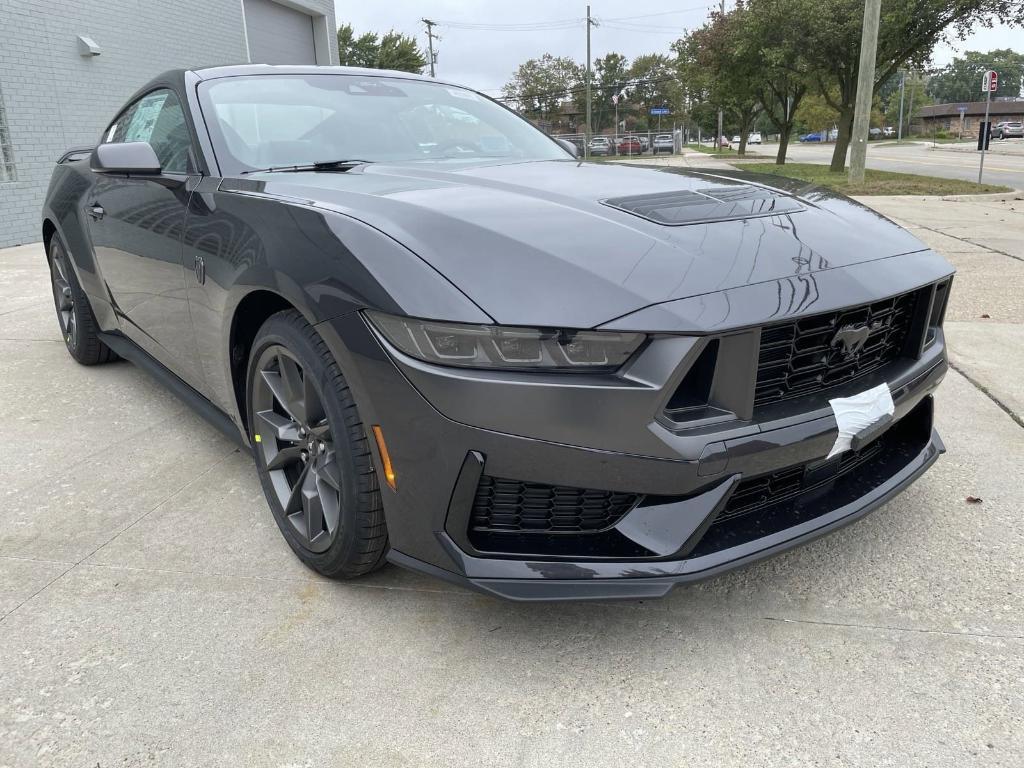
[913,223,1024,263]
[0,450,237,626]
[948,362,1024,430]
[762,616,1024,641]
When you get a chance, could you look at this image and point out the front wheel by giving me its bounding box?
[247,310,388,578]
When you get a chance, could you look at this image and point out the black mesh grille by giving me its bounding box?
[604,185,803,226]
[470,475,640,533]
[716,436,888,525]
[754,291,922,408]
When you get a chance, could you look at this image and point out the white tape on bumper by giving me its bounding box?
[827,382,895,459]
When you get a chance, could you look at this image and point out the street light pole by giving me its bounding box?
[849,0,881,184]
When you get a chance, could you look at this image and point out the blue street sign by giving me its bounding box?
[650,107,670,116]
[958,104,967,115]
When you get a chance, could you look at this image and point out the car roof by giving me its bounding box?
[145,64,470,93]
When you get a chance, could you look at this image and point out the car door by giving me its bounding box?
[88,88,207,390]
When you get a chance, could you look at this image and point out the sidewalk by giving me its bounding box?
[854,194,1024,422]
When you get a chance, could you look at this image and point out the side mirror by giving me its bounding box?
[91,141,162,175]
[557,138,580,158]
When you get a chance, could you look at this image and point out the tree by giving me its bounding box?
[336,23,427,74]
[739,0,816,164]
[796,0,1024,171]
[928,49,1024,102]
[502,54,583,125]
[627,54,679,131]
[675,7,762,156]
[590,53,631,133]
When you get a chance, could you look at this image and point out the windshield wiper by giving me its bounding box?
[241,159,374,175]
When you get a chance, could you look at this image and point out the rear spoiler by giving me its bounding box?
[57,147,94,164]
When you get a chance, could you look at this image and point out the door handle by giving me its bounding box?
[87,203,105,221]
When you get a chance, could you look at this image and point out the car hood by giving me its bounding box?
[225,160,928,328]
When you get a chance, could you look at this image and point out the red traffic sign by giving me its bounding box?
[982,70,998,93]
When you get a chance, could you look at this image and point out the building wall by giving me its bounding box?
[0,0,336,248]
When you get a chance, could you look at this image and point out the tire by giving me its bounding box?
[246,309,388,579]
[47,233,117,365]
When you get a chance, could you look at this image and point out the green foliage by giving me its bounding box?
[927,49,1024,103]
[336,23,427,74]
[502,54,583,123]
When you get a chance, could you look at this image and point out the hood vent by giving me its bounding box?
[603,185,803,226]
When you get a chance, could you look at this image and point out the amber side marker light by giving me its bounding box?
[371,425,397,490]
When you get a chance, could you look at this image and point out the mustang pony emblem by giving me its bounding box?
[831,322,881,358]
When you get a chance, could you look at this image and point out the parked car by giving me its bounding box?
[617,135,643,155]
[869,127,882,139]
[799,132,824,142]
[749,132,762,144]
[637,136,650,151]
[589,136,615,156]
[42,64,953,601]
[882,127,895,137]
[731,135,741,145]
[993,121,1023,139]
[652,134,674,154]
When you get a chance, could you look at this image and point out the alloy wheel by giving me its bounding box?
[251,345,342,553]
[50,247,77,350]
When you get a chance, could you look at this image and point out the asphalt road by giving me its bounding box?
[1,194,1023,766]
[781,140,1024,190]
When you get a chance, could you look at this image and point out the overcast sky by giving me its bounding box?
[333,1,1023,93]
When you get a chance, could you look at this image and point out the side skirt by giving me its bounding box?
[97,331,248,449]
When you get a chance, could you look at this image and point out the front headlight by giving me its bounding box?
[365,311,645,372]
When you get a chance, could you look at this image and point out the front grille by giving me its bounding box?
[470,475,640,534]
[716,436,888,525]
[753,291,922,408]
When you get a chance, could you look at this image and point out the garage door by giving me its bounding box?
[244,0,316,64]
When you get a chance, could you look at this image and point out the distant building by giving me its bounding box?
[0,0,337,248]
[918,99,1024,136]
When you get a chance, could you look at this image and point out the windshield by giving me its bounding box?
[198,74,570,174]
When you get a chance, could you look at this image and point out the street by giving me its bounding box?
[780,140,1024,190]
[1,193,1023,766]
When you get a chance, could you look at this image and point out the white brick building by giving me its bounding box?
[0,0,338,247]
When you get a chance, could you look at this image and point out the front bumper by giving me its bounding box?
[316,290,949,601]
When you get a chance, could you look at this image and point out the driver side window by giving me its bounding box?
[102,89,191,174]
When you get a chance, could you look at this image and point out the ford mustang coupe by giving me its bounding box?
[42,65,952,600]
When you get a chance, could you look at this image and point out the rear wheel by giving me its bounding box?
[48,234,117,365]
[247,310,388,578]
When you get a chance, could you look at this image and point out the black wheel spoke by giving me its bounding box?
[284,461,312,515]
[266,445,303,471]
[276,353,308,425]
[315,455,342,491]
[255,409,301,442]
[302,468,325,542]
[308,419,331,440]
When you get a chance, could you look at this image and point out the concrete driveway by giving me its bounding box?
[1,194,1022,766]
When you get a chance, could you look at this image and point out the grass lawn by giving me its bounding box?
[685,143,757,156]
[740,162,1011,196]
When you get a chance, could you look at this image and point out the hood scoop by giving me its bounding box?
[603,185,803,226]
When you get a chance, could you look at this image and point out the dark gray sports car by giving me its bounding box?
[42,65,953,600]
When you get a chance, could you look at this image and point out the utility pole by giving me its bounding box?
[422,18,438,77]
[717,0,725,152]
[848,0,881,184]
[896,71,905,141]
[585,6,597,159]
